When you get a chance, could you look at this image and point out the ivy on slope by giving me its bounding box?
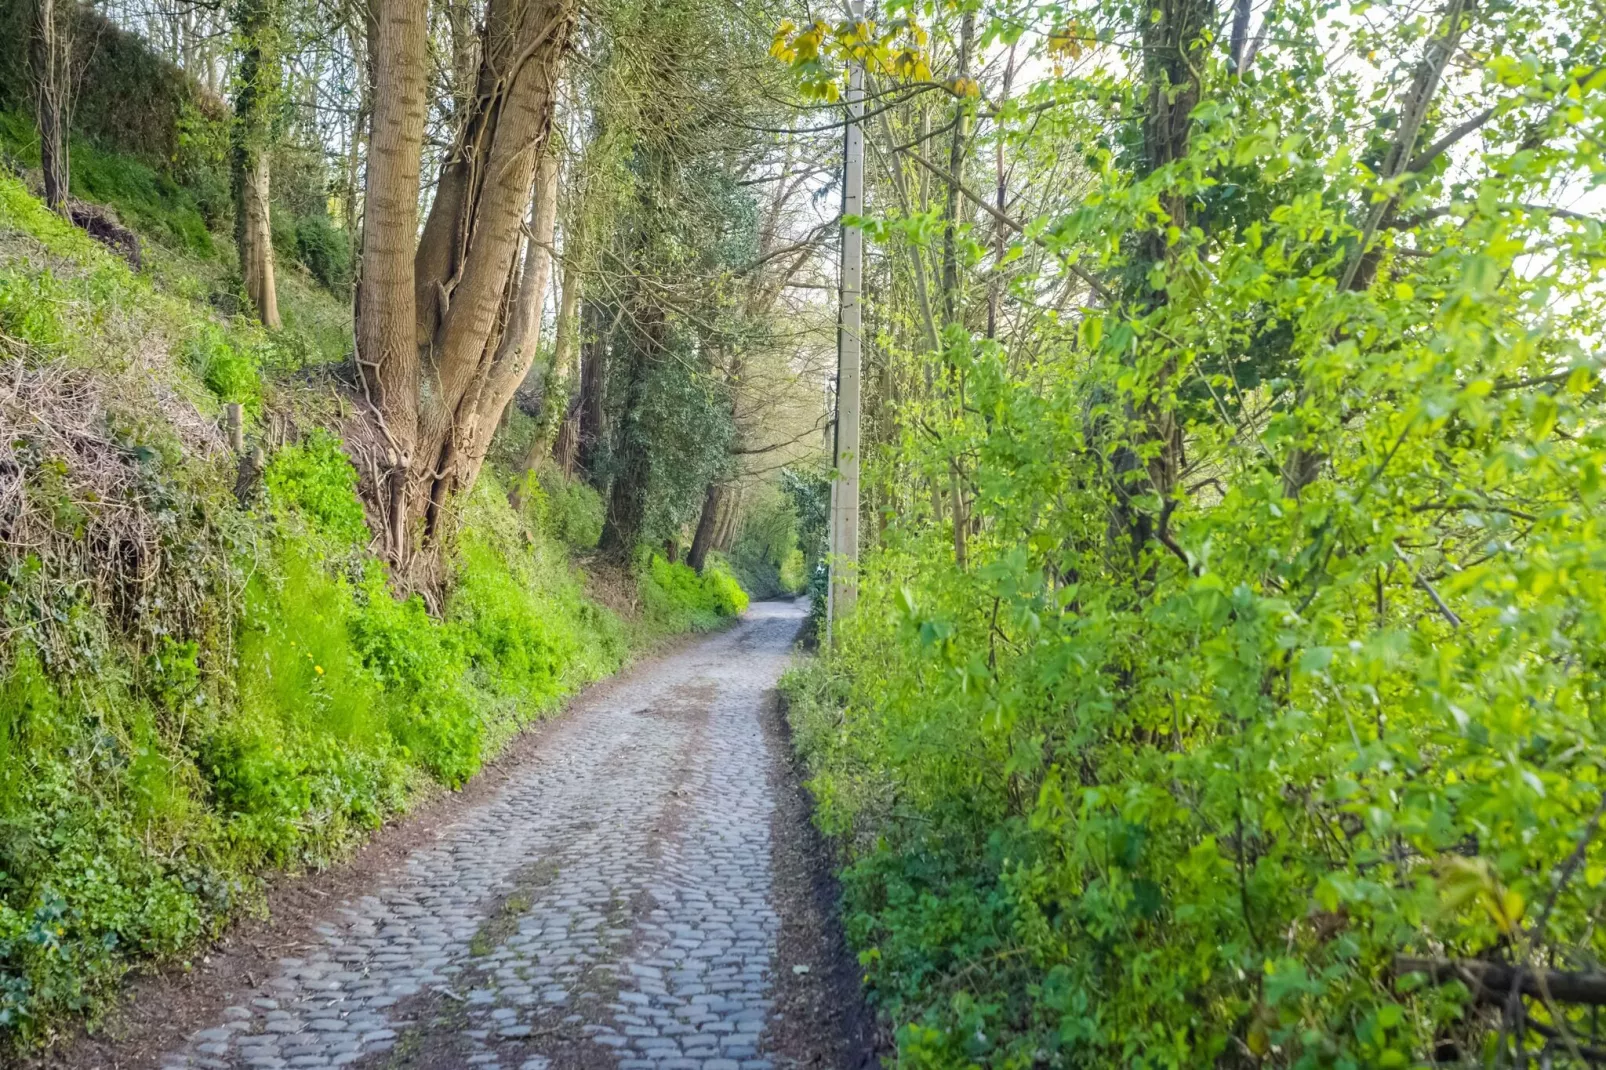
[0,173,746,1045]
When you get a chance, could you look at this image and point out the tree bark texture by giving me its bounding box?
[460,147,560,494]
[599,303,663,557]
[239,150,280,327]
[1106,0,1212,563]
[31,0,71,215]
[687,481,724,573]
[232,0,282,329]
[576,301,609,484]
[551,395,580,476]
[356,0,429,561]
[715,484,744,551]
[356,0,575,567]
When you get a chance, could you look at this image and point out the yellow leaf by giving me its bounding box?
[1047,23,1085,60]
[1247,1017,1270,1056]
[1490,888,1526,935]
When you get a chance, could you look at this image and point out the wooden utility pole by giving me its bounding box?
[827,12,865,641]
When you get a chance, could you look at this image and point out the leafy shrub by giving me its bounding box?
[293,213,352,293]
[262,431,370,547]
[182,323,262,411]
[451,528,575,708]
[0,651,226,1039]
[514,466,607,552]
[349,569,481,786]
[219,545,406,864]
[545,475,605,551]
[0,270,62,351]
[704,562,748,616]
[638,554,748,632]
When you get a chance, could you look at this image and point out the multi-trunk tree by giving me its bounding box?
[356,0,575,571]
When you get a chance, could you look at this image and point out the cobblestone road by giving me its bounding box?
[158,601,807,1070]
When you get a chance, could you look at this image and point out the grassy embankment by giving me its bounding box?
[0,132,746,1045]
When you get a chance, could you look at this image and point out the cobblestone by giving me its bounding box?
[155,602,803,1070]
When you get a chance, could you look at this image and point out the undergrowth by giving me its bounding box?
[0,164,746,1046]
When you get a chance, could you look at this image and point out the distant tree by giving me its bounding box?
[231,0,282,327]
[30,0,76,214]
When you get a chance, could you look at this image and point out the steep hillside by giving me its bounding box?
[0,165,746,1046]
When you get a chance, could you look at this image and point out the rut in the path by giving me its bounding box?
[159,601,806,1070]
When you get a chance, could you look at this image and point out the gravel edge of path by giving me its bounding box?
[758,685,882,1070]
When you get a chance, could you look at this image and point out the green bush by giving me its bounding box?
[0,265,65,350]
[0,650,226,1039]
[544,474,605,551]
[293,213,353,294]
[220,544,406,863]
[638,554,749,632]
[183,323,262,412]
[451,531,574,709]
[349,576,481,787]
[704,562,749,616]
[513,467,606,551]
[262,431,370,547]
[447,479,629,715]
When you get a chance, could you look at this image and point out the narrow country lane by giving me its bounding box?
[149,600,848,1070]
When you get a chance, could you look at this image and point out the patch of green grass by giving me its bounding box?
[0,110,214,257]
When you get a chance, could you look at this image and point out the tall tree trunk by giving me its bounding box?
[356,0,576,569]
[341,11,368,273]
[444,0,479,126]
[31,0,70,215]
[687,482,724,573]
[938,9,974,327]
[550,259,582,389]
[1107,0,1212,563]
[464,147,560,496]
[238,151,280,327]
[599,302,662,557]
[411,0,574,541]
[716,484,744,551]
[355,0,429,562]
[530,256,583,471]
[511,245,579,489]
[552,402,579,475]
[232,0,281,328]
[576,301,609,484]
[501,152,563,512]
[939,9,975,569]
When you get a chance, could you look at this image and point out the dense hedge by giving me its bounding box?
[0,5,223,171]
